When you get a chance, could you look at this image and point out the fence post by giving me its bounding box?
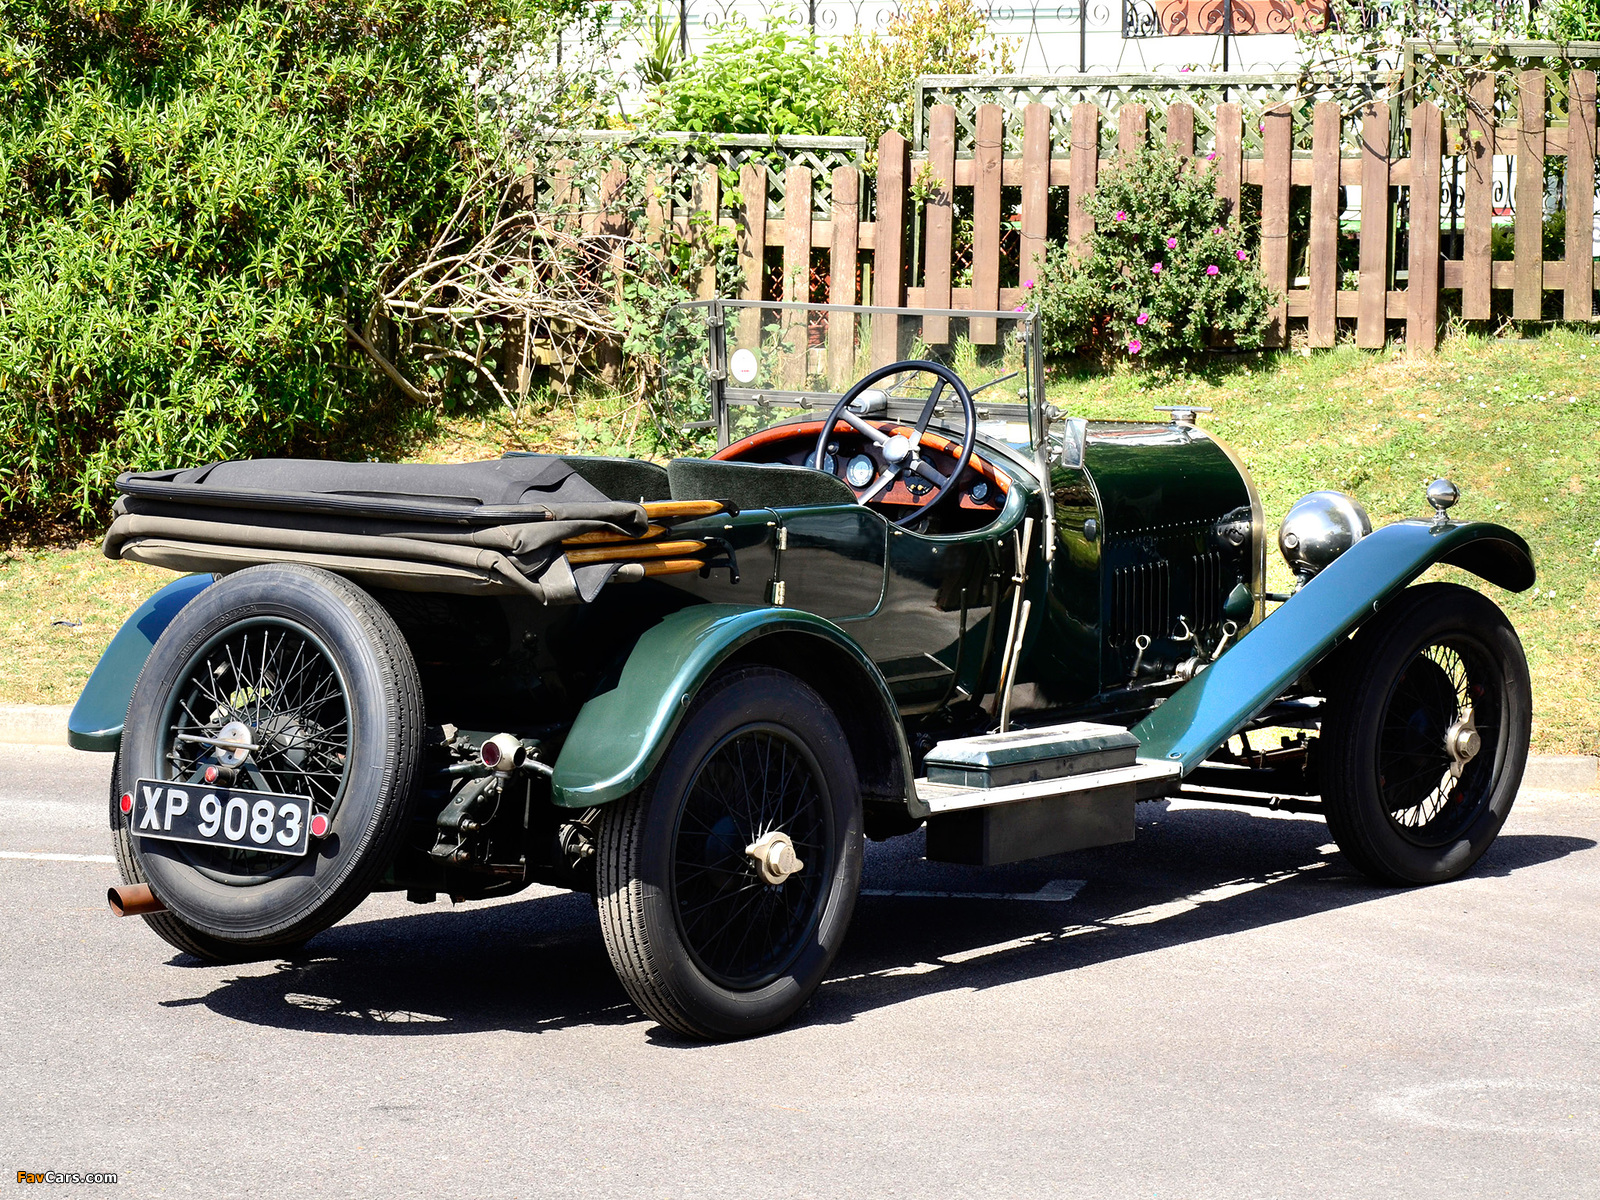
[828,164,861,389]
[872,132,909,367]
[1068,104,1099,261]
[1021,103,1051,291]
[598,164,628,382]
[1261,105,1291,346]
[1565,70,1596,323]
[1513,71,1546,321]
[1462,73,1495,322]
[1308,102,1341,348]
[972,104,1004,343]
[1214,101,1242,221]
[924,105,957,343]
[693,163,718,301]
[1407,102,1443,356]
[1357,102,1391,349]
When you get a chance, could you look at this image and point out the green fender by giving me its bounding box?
[68,572,214,752]
[551,603,912,808]
[1133,519,1535,774]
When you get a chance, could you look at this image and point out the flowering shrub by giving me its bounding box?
[1028,144,1275,369]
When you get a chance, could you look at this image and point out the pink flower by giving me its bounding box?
[1152,262,1162,274]
[1166,237,1177,250]
[1128,339,1142,354]
[1206,264,1219,276]
[1236,249,1248,261]
[1013,305,1026,312]
[1023,278,1034,289]
[1137,312,1150,325]
[1214,226,1223,234]
[1206,151,1216,161]
[1114,210,1127,222]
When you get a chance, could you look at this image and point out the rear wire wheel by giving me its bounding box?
[1322,582,1531,885]
[116,565,424,959]
[596,667,864,1039]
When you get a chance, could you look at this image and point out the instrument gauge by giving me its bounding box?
[969,480,990,503]
[845,454,875,488]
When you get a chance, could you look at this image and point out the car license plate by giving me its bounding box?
[130,779,314,857]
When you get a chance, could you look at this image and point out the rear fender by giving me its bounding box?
[551,604,913,809]
[1132,520,1534,773]
[68,573,214,752]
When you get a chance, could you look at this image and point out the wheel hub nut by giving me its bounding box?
[746,831,804,885]
[1445,709,1481,778]
[215,720,254,768]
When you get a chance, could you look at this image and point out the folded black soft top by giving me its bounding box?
[115,455,641,527]
[105,456,662,603]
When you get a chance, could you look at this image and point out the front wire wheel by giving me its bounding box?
[1322,582,1531,885]
[597,667,864,1040]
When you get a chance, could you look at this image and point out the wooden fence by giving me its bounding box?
[561,70,1599,361]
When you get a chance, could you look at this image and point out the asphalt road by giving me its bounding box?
[3,744,1597,1200]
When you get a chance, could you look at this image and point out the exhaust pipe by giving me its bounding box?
[108,883,166,917]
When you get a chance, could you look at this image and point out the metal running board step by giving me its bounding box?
[915,759,1182,815]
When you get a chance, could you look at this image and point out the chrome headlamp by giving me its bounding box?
[1278,490,1372,586]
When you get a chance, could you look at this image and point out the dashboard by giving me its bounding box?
[713,420,1013,530]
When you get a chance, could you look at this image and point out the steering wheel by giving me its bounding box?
[811,360,978,528]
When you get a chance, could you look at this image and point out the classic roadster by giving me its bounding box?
[73,302,1535,1040]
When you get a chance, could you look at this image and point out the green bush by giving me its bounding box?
[0,0,588,521]
[1029,145,1275,369]
[651,18,842,137]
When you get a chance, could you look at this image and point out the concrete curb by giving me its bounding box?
[1,703,1595,789]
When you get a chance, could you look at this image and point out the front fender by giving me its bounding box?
[1132,519,1534,773]
[551,603,909,808]
[68,573,213,752]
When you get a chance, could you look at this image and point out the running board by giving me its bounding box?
[916,760,1182,815]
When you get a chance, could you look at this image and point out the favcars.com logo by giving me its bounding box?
[16,1171,118,1185]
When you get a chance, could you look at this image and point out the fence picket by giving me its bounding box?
[1215,102,1242,221]
[781,167,812,384]
[1514,71,1546,320]
[924,105,956,343]
[1357,103,1391,349]
[1462,74,1495,321]
[829,165,861,389]
[1565,71,1596,322]
[872,132,909,366]
[1261,104,1292,345]
[738,163,766,346]
[1308,103,1341,348]
[1021,103,1051,293]
[1119,104,1147,156]
[1167,102,1196,158]
[1069,104,1099,260]
[972,104,1004,343]
[1408,103,1444,355]
[693,164,718,300]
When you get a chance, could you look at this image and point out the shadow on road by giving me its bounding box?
[170,803,1595,1040]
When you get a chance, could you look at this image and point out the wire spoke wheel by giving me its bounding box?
[158,617,352,883]
[1375,642,1499,848]
[672,727,832,990]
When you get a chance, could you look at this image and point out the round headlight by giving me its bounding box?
[1278,491,1372,584]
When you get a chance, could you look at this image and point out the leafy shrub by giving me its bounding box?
[1029,145,1274,369]
[652,18,843,137]
[0,0,599,522]
[832,0,1015,164]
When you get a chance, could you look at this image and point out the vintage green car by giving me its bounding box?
[73,302,1535,1040]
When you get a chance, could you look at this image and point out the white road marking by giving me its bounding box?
[861,879,1086,903]
[0,850,116,864]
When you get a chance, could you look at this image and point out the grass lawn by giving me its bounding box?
[2,329,1594,753]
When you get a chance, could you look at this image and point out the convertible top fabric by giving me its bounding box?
[104,456,655,603]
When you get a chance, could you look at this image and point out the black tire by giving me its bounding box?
[596,666,864,1040]
[1322,582,1531,886]
[115,564,424,958]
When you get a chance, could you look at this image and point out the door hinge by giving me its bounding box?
[770,580,787,606]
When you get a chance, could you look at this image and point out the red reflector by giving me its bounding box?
[119,792,133,815]
[203,765,219,784]
[479,740,501,768]
[309,813,330,838]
